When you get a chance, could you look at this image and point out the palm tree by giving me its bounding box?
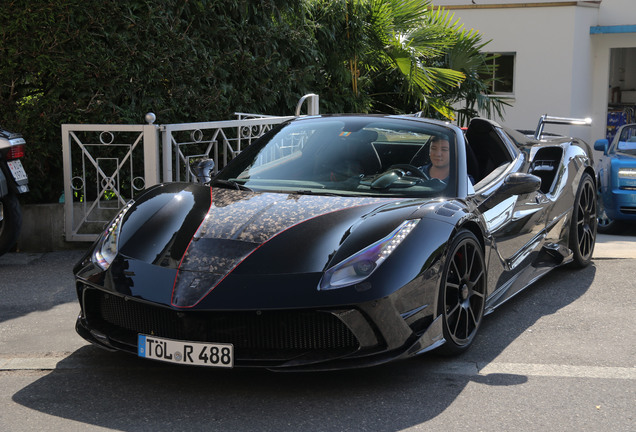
[362,0,466,115]
[435,28,512,126]
[309,0,508,122]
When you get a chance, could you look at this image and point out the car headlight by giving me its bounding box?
[319,219,420,291]
[93,201,134,270]
[618,168,636,179]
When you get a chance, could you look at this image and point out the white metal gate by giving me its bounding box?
[61,94,319,241]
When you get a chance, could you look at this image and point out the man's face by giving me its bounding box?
[430,139,450,168]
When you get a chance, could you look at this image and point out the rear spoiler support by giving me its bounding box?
[534,115,592,140]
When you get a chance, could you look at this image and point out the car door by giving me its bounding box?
[466,120,549,296]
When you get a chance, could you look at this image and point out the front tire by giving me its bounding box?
[437,230,486,355]
[0,193,22,256]
[569,173,596,267]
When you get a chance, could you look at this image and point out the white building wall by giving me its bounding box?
[590,32,636,142]
[435,4,598,140]
[586,0,636,142]
[597,0,636,25]
[570,6,600,139]
[432,1,636,145]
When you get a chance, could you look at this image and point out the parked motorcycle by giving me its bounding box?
[0,126,29,256]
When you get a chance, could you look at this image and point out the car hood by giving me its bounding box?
[115,183,424,307]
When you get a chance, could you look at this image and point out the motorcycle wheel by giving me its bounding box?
[0,193,22,256]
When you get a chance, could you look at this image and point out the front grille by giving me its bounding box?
[84,289,360,358]
[620,206,636,215]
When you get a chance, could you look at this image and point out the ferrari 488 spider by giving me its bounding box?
[74,114,597,370]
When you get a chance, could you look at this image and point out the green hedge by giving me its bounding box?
[1,0,342,203]
[2,0,498,203]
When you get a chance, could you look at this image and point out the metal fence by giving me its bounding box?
[61,94,319,241]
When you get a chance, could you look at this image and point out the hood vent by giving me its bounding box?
[435,202,462,217]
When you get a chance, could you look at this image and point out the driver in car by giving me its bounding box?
[419,135,450,182]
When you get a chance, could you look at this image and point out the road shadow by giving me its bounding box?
[0,250,85,323]
[605,224,636,237]
[11,263,596,431]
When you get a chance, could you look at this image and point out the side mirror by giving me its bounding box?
[594,139,609,154]
[499,172,541,196]
[190,158,215,184]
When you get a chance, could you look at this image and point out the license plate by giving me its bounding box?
[138,334,234,368]
[7,160,28,182]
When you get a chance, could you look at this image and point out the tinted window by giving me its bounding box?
[218,117,458,198]
[616,125,636,155]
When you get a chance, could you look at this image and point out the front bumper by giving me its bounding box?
[75,283,443,371]
[605,188,636,221]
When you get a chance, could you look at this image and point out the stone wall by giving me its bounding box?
[17,204,87,252]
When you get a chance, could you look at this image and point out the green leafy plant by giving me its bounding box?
[1,0,503,203]
[1,0,323,203]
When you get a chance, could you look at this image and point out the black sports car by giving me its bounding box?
[74,114,597,370]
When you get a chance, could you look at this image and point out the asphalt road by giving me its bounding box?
[1,231,635,432]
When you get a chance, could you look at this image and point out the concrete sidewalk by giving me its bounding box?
[594,233,636,259]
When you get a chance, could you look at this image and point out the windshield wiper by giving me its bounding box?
[292,190,344,197]
[211,179,253,191]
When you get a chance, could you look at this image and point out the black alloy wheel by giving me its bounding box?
[438,230,486,355]
[569,173,597,267]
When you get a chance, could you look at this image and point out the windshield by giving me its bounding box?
[615,125,636,155]
[216,116,458,198]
